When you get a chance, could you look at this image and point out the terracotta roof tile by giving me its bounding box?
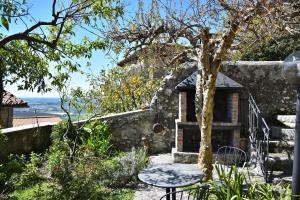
[13,117,61,127]
[2,91,28,107]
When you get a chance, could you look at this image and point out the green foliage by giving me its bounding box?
[50,121,69,144]
[35,147,146,199]
[16,120,146,199]
[0,131,7,151]
[80,121,112,157]
[9,153,44,190]
[10,181,133,200]
[101,148,149,188]
[238,33,300,61]
[0,0,123,99]
[50,120,112,158]
[88,66,161,115]
[0,156,25,191]
[10,182,61,200]
[4,117,147,199]
[247,183,292,200]
[208,165,292,199]
[0,0,26,30]
[46,143,69,180]
[209,165,247,199]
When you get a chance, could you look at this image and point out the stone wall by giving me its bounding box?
[0,62,198,156]
[0,61,295,157]
[148,61,295,153]
[222,61,296,119]
[0,107,13,128]
[86,110,158,153]
[149,62,197,150]
[1,123,53,158]
[0,109,170,157]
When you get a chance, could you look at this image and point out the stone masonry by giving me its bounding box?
[178,92,187,122]
[222,61,296,119]
[149,62,198,152]
[0,107,13,128]
[1,61,296,157]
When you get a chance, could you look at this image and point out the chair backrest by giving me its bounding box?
[216,146,247,167]
[159,185,209,200]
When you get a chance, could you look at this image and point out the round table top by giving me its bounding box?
[138,163,204,188]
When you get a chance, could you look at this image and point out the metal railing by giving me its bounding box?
[248,94,270,182]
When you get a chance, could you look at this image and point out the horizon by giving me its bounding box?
[19,96,60,99]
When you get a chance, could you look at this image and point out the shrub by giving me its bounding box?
[6,121,144,199]
[105,148,149,188]
[9,182,62,200]
[208,164,292,199]
[0,155,27,192]
[50,120,113,158]
[80,121,112,157]
[0,131,8,152]
[9,153,44,190]
[209,165,247,199]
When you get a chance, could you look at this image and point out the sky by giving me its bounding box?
[2,0,128,98]
[1,0,195,98]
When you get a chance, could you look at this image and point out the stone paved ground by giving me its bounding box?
[133,154,173,200]
[133,153,266,200]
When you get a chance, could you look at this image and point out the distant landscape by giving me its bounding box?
[13,97,66,118]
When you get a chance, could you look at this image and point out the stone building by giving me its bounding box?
[1,91,28,128]
[117,43,189,79]
[172,71,245,162]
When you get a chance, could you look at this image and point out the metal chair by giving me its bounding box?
[215,146,252,183]
[159,185,210,200]
[215,146,247,167]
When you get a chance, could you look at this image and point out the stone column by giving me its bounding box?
[0,107,13,128]
[232,129,240,148]
[231,93,239,124]
[176,128,183,152]
[231,93,240,148]
[179,92,187,122]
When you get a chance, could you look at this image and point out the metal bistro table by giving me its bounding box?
[138,163,204,200]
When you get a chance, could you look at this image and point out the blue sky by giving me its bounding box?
[2,0,126,98]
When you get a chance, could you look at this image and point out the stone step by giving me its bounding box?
[172,148,199,163]
[276,115,296,128]
[268,140,294,153]
[268,170,292,184]
[267,153,293,172]
[271,126,295,140]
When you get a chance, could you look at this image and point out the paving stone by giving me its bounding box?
[134,154,268,200]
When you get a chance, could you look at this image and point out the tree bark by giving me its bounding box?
[194,23,240,180]
[196,68,217,180]
[0,71,3,128]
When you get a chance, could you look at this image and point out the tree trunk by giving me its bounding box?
[195,23,239,180]
[196,67,217,180]
[0,72,3,129]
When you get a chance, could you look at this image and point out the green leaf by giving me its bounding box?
[1,16,9,30]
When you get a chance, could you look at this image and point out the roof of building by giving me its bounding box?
[117,43,189,67]
[2,91,28,107]
[175,71,243,91]
[13,116,61,127]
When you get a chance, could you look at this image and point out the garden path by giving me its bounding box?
[133,153,266,200]
[133,153,173,200]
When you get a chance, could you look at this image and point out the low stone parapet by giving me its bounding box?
[0,109,171,157]
[1,122,54,158]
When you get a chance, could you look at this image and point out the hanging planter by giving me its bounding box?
[152,98,164,133]
[153,122,163,133]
